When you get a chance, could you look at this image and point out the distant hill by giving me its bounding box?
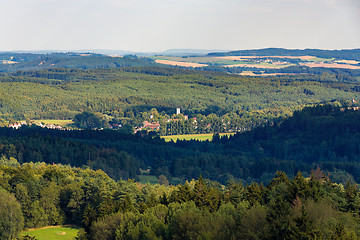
[1,65,358,121]
[0,52,158,72]
[208,48,360,60]
[161,49,230,56]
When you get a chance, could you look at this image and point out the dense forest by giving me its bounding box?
[205,65,360,80]
[1,65,359,133]
[208,48,360,61]
[0,53,158,72]
[2,161,360,239]
[1,51,360,136]
[2,50,360,239]
[1,104,360,185]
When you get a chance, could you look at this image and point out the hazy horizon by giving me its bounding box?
[0,0,359,52]
[1,47,360,55]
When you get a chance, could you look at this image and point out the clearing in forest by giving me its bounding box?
[21,225,81,240]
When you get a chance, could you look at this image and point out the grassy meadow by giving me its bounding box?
[137,175,182,185]
[137,175,159,184]
[21,226,80,240]
[36,119,74,126]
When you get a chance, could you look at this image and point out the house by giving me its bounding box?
[9,123,23,129]
[42,124,64,130]
[143,121,160,130]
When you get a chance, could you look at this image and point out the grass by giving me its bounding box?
[256,62,294,68]
[137,175,159,184]
[36,119,74,126]
[137,175,183,185]
[305,57,334,62]
[162,133,234,142]
[21,225,81,240]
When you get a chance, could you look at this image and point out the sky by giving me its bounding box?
[0,0,359,52]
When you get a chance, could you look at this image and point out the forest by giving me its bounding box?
[1,65,359,133]
[2,159,360,239]
[157,48,360,79]
[1,50,360,239]
[207,48,360,61]
[0,53,158,72]
[1,50,360,136]
[1,104,360,185]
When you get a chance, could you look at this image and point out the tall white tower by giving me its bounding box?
[176,108,180,115]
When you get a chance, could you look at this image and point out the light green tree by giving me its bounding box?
[0,155,19,167]
[0,187,24,240]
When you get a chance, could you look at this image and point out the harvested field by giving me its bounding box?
[225,63,292,69]
[155,59,208,67]
[239,71,300,77]
[1,60,17,64]
[300,62,360,70]
[216,55,315,60]
[335,60,360,65]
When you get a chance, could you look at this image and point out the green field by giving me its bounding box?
[305,57,334,62]
[154,56,296,68]
[137,175,182,185]
[137,175,159,184]
[162,133,234,142]
[36,119,74,126]
[21,226,80,240]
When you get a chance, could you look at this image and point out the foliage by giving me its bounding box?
[208,48,360,61]
[0,161,360,239]
[0,187,24,240]
[1,104,360,185]
[0,53,158,72]
[0,65,359,132]
[73,112,107,129]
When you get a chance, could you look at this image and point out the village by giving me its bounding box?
[8,121,65,130]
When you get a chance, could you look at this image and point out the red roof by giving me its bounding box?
[143,121,160,129]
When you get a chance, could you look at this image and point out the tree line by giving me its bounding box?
[1,66,358,125]
[1,161,360,239]
[1,104,360,185]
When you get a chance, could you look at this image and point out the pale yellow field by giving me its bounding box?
[155,59,208,67]
[300,62,360,70]
[225,63,293,69]
[215,55,315,60]
[1,60,17,64]
[35,119,73,126]
[239,71,297,76]
[335,60,360,65]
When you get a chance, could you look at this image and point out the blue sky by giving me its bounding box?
[0,0,359,52]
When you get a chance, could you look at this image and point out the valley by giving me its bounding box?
[1,48,360,239]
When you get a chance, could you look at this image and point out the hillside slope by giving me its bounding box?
[0,52,158,72]
[1,105,360,184]
[1,67,359,121]
[208,48,360,60]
